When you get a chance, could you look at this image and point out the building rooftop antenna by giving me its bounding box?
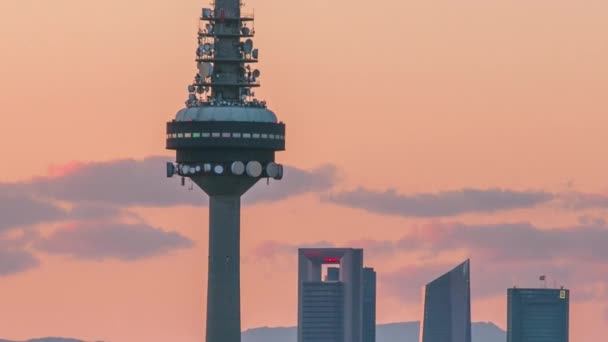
[539,274,547,288]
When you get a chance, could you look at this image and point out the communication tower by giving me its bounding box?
[165,1,286,342]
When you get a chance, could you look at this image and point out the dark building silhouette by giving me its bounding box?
[301,279,345,342]
[362,267,377,342]
[325,266,376,342]
[298,248,375,342]
[419,259,471,342]
[507,287,569,342]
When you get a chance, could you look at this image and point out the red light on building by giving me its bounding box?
[324,257,340,263]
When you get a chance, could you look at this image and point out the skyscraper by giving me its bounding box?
[419,259,471,342]
[362,267,377,342]
[325,266,376,342]
[507,287,570,342]
[298,248,365,342]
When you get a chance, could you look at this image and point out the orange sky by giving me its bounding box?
[1,0,607,341]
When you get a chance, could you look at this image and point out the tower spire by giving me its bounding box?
[188,0,263,107]
[166,2,286,342]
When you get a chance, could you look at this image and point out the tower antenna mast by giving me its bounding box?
[165,1,286,342]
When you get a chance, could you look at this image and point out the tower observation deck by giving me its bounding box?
[165,1,286,342]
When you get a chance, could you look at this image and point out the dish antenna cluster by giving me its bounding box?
[241,39,259,60]
[187,2,264,106]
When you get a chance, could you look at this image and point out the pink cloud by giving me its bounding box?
[34,222,194,261]
[254,240,289,259]
[47,161,85,178]
[253,240,335,259]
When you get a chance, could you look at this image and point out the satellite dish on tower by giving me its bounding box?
[253,69,260,78]
[206,23,214,34]
[203,43,213,55]
[266,163,280,179]
[243,39,253,54]
[241,27,250,36]
[246,161,262,177]
[231,161,245,175]
[166,162,175,178]
[202,8,212,18]
[198,62,213,79]
[252,49,259,59]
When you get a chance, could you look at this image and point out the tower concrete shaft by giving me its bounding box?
[206,194,241,342]
[194,176,257,342]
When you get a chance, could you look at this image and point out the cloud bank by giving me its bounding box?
[324,188,554,217]
[0,249,39,276]
[256,220,608,302]
[0,157,338,276]
[360,221,608,263]
[3,155,608,280]
[255,221,608,263]
[35,222,194,261]
[0,194,65,231]
[243,165,337,204]
[254,240,336,259]
[10,156,337,208]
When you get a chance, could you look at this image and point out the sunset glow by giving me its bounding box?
[1,0,607,341]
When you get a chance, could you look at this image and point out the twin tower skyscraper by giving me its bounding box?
[297,251,471,342]
[298,248,377,342]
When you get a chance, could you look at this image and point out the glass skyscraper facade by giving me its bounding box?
[324,266,376,342]
[362,267,376,342]
[301,281,345,342]
[507,288,569,342]
[298,248,376,342]
[419,259,471,342]
[298,248,364,342]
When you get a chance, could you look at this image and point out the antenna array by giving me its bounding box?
[185,2,263,108]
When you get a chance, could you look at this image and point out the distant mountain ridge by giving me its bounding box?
[1,321,505,342]
[242,321,505,342]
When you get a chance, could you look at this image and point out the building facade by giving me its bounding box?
[362,267,377,342]
[323,266,376,342]
[301,280,345,342]
[419,259,471,342]
[507,288,570,342]
[298,248,365,342]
